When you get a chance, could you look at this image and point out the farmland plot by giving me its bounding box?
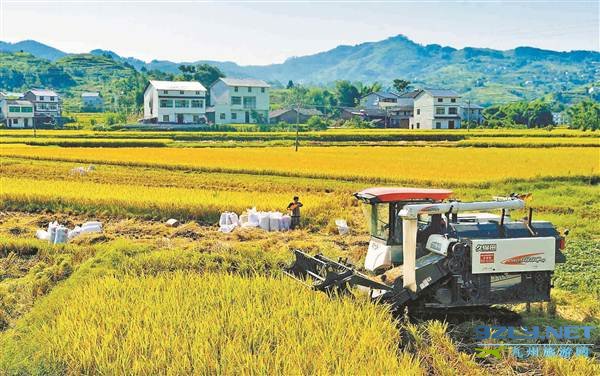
[0,132,599,374]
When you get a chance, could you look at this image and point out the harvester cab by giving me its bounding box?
[285,187,566,311]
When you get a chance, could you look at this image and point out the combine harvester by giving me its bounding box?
[286,188,566,312]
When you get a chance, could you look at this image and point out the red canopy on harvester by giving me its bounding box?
[355,187,453,203]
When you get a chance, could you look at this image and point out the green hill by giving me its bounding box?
[0,52,147,111]
[1,35,598,106]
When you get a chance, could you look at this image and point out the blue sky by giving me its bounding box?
[0,1,598,65]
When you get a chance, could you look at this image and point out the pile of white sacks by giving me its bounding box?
[219,208,292,233]
[36,221,103,244]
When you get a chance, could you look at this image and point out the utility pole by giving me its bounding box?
[467,99,471,131]
[295,101,300,152]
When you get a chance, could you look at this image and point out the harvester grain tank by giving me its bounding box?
[285,188,566,310]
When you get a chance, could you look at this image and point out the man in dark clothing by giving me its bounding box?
[287,196,303,229]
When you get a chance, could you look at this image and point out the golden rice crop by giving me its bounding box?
[458,137,600,147]
[0,176,340,222]
[25,273,421,375]
[1,145,598,183]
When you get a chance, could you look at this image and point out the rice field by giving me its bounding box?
[0,130,598,374]
[19,273,417,375]
[1,145,598,183]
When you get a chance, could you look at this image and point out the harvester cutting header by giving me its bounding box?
[286,187,566,310]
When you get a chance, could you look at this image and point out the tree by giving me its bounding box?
[177,64,224,88]
[286,80,295,89]
[192,64,225,88]
[392,79,411,94]
[358,82,382,97]
[335,80,360,107]
[483,100,554,128]
[306,116,329,130]
[566,100,600,130]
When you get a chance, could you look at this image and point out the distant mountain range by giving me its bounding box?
[1,36,598,105]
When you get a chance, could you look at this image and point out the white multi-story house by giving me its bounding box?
[209,78,270,124]
[23,89,61,127]
[0,99,34,128]
[143,80,207,124]
[410,89,461,129]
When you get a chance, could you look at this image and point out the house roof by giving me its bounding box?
[363,91,399,100]
[218,77,270,88]
[82,92,101,97]
[29,89,58,97]
[344,108,387,117]
[148,80,207,92]
[3,99,33,106]
[422,88,460,97]
[398,89,422,98]
[270,108,323,118]
[0,92,23,99]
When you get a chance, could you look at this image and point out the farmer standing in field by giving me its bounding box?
[287,196,303,229]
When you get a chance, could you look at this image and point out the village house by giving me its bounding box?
[410,89,461,129]
[208,78,270,124]
[269,108,323,124]
[360,91,400,109]
[386,105,414,128]
[461,103,484,125]
[23,89,61,127]
[0,99,34,128]
[143,80,207,124]
[82,92,104,111]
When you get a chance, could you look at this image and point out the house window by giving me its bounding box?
[163,90,168,94]
[231,112,237,120]
[9,106,21,112]
[191,99,203,108]
[220,113,226,120]
[451,98,456,103]
[436,107,445,115]
[193,115,200,123]
[234,86,238,92]
[196,91,200,95]
[416,109,420,115]
[160,99,173,108]
[261,87,265,93]
[437,98,443,103]
[449,107,458,115]
[180,91,184,95]
[436,122,442,129]
[416,122,420,129]
[248,87,252,93]
[162,115,169,122]
[175,100,189,108]
[243,96,256,109]
[50,97,55,101]
[39,96,44,101]
[22,107,33,113]
[231,96,242,105]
